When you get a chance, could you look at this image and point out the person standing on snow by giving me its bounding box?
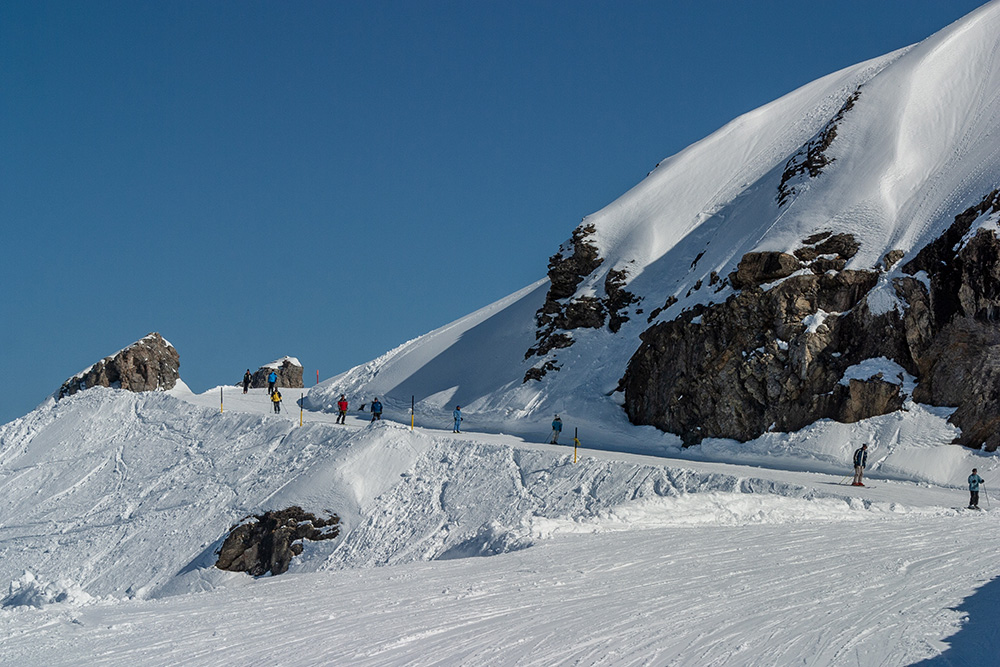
[337,394,349,425]
[852,444,869,486]
[969,468,985,509]
[267,370,278,396]
[370,398,383,422]
[453,406,462,433]
[271,389,282,414]
[242,369,252,394]
[550,415,563,444]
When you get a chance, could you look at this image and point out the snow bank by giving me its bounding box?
[2,571,94,609]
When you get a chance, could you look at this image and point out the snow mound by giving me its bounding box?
[2,571,95,609]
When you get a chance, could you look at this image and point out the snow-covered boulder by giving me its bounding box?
[58,332,180,399]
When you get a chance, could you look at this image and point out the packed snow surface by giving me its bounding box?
[1,382,998,665]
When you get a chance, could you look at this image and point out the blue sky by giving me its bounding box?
[1,0,989,424]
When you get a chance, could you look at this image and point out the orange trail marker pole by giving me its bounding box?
[316,369,319,385]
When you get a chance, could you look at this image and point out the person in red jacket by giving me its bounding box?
[336,394,349,424]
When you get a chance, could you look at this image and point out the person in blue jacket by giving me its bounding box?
[852,444,869,486]
[453,406,462,433]
[969,468,985,509]
[267,370,278,396]
[550,415,563,444]
[370,398,383,422]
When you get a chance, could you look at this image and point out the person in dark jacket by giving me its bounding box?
[852,444,869,486]
[242,369,252,394]
[969,468,985,509]
[370,398,383,422]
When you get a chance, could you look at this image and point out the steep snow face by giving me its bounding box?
[307,1,1000,428]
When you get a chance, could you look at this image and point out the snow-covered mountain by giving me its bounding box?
[308,0,1000,450]
[4,4,1000,665]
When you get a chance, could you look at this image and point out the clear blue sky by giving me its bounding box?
[1,0,988,424]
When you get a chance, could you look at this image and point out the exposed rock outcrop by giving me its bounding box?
[59,333,180,399]
[777,88,861,207]
[216,507,340,576]
[623,189,1000,450]
[525,224,639,381]
[249,357,304,389]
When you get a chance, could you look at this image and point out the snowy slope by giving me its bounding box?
[1,383,999,665]
[308,1,1000,433]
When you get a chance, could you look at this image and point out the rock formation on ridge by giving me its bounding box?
[58,333,180,399]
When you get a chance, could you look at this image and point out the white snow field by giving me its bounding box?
[0,383,998,666]
[5,3,1000,665]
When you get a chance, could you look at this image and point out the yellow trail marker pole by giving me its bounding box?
[300,393,304,427]
[220,387,224,413]
[411,396,415,431]
[573,427,579,464]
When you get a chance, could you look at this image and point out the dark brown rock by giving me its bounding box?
[59,333,180,399]
[729,252,802,290]
[216,507,340,576]
[250,357,304,390]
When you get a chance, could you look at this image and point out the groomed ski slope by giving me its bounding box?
[1,383,998,665]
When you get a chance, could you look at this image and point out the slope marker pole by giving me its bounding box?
[220,386,224,413]
[573,427,580,464]
[411,396,415,432]
[300,393,304,427]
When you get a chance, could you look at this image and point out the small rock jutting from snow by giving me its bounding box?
[58,332,180,399]
[215,507,340,577]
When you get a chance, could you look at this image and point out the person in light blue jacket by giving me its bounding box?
[969,468,985,509]
[550,415,563,444]
[267,371,278,396]
[453,406,462,433]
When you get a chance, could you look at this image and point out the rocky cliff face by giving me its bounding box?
[525,223,639,381]
[249,357,304,389]
[622,189,1000,450]
[58,333,180,399]
[216,507,340,576]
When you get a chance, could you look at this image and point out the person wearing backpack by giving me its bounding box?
[337,394,349,424]
[271,389,282,414]
[370,398,383,422]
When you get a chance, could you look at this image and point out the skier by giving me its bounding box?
[550,415,563,444]
[453,406,462,433]
[969,468,985,509]
[370,397,383,422]
[852,444,869,486]
[267,370,278,396]
[336,394,349,425]
[242,369,252,394]
[271,389,282,414]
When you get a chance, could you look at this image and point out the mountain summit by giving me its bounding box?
[309,0,1000,449]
